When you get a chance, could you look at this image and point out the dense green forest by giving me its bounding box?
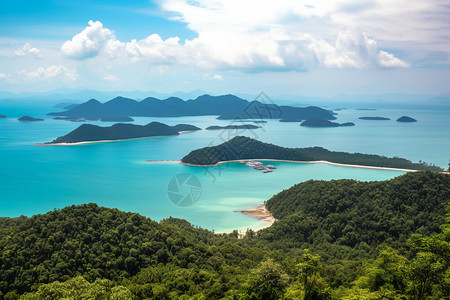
[181,136,443,171]
[0,172,448,299]
[47,122,200,144]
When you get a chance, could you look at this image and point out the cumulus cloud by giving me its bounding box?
[20,65,78,81]
[0,73,7,79]
[61,20,117,59]
[14,43,41,58]
[213,74,223,80]
[61,0,419,72]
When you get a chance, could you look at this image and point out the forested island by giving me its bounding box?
[44,122,201,145]
[0,171,448,299]
[358,117,390,120]
[0,114,6,118]
[206,125,260,130]
[300,119,355,127]
[397,116,417,122]
[47,94,336,122]
[17,116,44,121]
[181,136,442,171]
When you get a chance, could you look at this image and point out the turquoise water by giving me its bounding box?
[0,103,448,231]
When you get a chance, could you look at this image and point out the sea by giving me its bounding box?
[0,101,449,231]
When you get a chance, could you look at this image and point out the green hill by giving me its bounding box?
[181,136,442,171]
[260,172,449,255]
[46,122,201,144]
[0,172,448,299]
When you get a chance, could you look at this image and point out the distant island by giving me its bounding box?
[43,122,201,145]
[0,114,6,118]
[358,117,390,120]
[397,116,417,122]
[300,119,355,127]
[181,136,442,171]
[47,94,336,122]
[54,116,134,122]
[18,116,44,121]
[206,125,260,130]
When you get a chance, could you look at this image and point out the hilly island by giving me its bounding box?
[43,122,201,145]
[47,94,336,122]
[181,136,443,171]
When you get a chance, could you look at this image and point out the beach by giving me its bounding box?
[35,130,198,146]
[179,159,417,172]
[235,203,277,223]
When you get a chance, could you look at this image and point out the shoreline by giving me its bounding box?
[214,203,276,235]
[179,159,417,172]
[36,131,197,146]
[234,203,277,224]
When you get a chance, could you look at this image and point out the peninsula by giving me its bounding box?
[47,94,336,122]
[18,116,44,121]
[181,136,442,171]
[43,122,201,145]
[300,119,355,127]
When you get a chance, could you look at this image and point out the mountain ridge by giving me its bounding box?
[47,94,336,122]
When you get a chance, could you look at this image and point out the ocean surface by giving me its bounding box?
[0,102,448,231]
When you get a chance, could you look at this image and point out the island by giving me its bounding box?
[18,116,44,121]
[53,117,87,122]
[300,119,355,127]
[279,118,302,122]
[0,114,6,118]
[397,116,417,122]
[100,116,134,122]
[42,122,201,145]
[205,125,260,130]
[47,94,336,122]
[358,117,390,120]
[181,136,442,171]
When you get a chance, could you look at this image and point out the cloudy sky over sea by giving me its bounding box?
[1,0,449,96]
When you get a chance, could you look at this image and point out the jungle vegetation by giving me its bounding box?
[0,171,448,299]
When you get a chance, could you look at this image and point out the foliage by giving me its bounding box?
[181,136,442,171]
[49,122,200,144]
[0,172,448,299]
[243,259,289,300]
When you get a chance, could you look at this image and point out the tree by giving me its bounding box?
[297,251,330,300]
[245,259,290,300]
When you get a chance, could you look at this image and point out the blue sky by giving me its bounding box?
[1,0,449,97]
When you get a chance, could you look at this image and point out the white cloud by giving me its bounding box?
[213,74,223,80]
[103,74,118,81]
[377,51,409,68]
[125,34,184,63]
[62,0,435,72]
[61,20,117,59]
[14,43,41,58]
[20,65,78,81]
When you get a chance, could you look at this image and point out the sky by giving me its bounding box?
[0,0,449,97]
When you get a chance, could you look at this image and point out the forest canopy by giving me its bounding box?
[0,171,448,299]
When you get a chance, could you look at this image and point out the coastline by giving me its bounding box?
[36,131,197,146]
[235,203,277,224]
[180,159,417,172]
[215,203,276,236]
